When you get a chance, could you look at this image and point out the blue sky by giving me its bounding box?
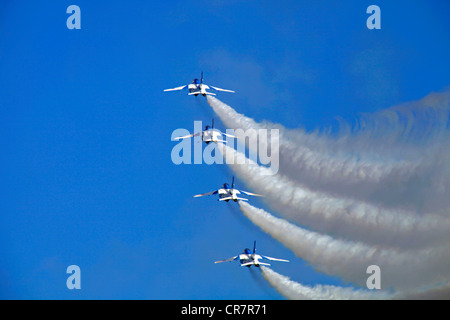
[0,1,449,299]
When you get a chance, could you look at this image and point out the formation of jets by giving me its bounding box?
[164,72,235,97]
[166,73,289,272]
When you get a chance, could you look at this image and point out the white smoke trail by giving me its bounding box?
[239,201,450,292]
[207,90,450,161]
[260,266,391,300]
[216,143,450,248]
[206,90,450,298]
[261,266,450,300]
[206,96,414,185]
[394,283,450,300]
[271,89,450,160]
[207,93,450,213]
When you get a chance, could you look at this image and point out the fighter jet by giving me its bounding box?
[163,72,235,96]
[173,119,236,144]
[194,176,263,202]
[215,241,289,267]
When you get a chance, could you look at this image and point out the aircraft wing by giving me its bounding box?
[173,132,201,141]
[239,190,264,197]
[210,85,235,93]
[218,197,233,201]
[222,132,237,138]
[164,85,187,92]
[261,255,289,263]
[240,261,256,267]
[193,190,218,198]
[214,256,238,264]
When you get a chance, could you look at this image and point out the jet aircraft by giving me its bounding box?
[194,177,263,202]
[215,241,289,267]
[173,119,236,144]
[164,72,235,96]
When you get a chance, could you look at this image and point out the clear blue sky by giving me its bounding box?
[0,1,449,299]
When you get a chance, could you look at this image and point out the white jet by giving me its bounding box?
[215,241,289,267]
[194,177,263,202]
[173,119,236,144]
[163,72,235,96]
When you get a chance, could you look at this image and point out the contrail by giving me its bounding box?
[207,90,450,161]
[260,266,391,300]
[261,266,450,300]
[207,93,450,213]
[394,283,450,300]
[239,201,450,292]
[216,143,450,248]
[205,95,415,185]
[269,89,450,161]
[207,90,450,297]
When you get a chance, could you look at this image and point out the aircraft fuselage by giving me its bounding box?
[188,83,209,96]
[202,129,223,144]
[218,188,239,202]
